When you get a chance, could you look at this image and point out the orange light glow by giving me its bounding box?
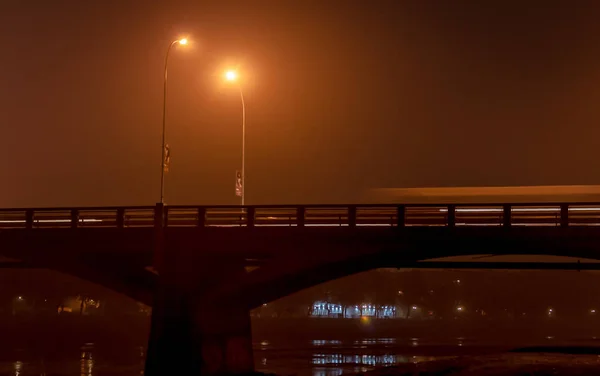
[225,70,238,81]
[178,38,188,45]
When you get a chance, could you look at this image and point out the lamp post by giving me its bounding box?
[225,70,246,206]
[159,38,188,205]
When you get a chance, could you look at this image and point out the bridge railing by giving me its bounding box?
[2,203,600,229]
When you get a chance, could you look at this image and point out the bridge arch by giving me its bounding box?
[0,261,157,306]
[206,227,600,309]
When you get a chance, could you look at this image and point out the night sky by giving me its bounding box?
[2,1,600,207]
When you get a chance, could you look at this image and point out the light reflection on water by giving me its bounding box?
[0,335,579,376]
[0,337,453,376]
[0,343,145,376]
[312,353,435,366]
[255,337,464,376]
[255,335,600,375]
[80,350,93,376]
[14,361,23,376]
[352,338,395,346]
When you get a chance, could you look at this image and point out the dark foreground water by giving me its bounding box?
[1,316,600,375]
[2,336,600,376]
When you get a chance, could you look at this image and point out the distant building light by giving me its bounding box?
[412,306,417,310]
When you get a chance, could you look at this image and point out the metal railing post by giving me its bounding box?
[447,205,456,227]
[247,207,255,227]
[397,205,405,227]
[560,204,569,227]
[116,208,125,228]
[197,207,206,227]
[25,210,34,230]
[503,205,511,227]
[348,206,357,227]
[71,209,79,229]
[297,206,305,227]
[153,203,165,273]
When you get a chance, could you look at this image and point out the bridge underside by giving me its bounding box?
[190,226,600,310]
[3,226,600,375]
[2,258,599,303]
[2,226,600,308]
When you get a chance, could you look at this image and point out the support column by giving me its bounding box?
[145,280,198,375]
[192,260,254,375]
[145,225,254,376]
[193,298,254,375]
[146,202,198,375]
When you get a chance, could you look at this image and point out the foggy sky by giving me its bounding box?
[2,0,600,207]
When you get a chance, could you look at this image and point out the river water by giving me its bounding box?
[1,335,592,376]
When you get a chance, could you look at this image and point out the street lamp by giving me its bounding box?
[224,69,246,206]
[225,70,237,81]
[159,37,188,205]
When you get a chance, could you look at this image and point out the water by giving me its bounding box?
[0,336,580,376]
[254,336,512,376]
[0,343,146,375]
[255,337,442,376]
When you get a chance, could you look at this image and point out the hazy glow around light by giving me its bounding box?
[178,38,188,45]
[225,70,238,81]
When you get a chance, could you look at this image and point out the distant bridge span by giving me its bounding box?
[365,185,600,204]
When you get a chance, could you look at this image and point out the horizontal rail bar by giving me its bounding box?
[0,205,155,213]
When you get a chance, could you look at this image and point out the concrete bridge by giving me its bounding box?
[2,201,600,375]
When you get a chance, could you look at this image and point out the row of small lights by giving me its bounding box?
[408,306,598,315]
[548,308,597,315]
[13,296,93,303]
[14,296,47,303]
[397,280,462,296]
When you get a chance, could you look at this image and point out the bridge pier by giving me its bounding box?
[145,225,254,376]
[192,298,254,375]
[145,285,254,375]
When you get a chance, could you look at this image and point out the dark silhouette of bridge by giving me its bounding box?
[2,202,600,375]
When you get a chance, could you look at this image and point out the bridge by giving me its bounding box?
[2,202,600,375]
